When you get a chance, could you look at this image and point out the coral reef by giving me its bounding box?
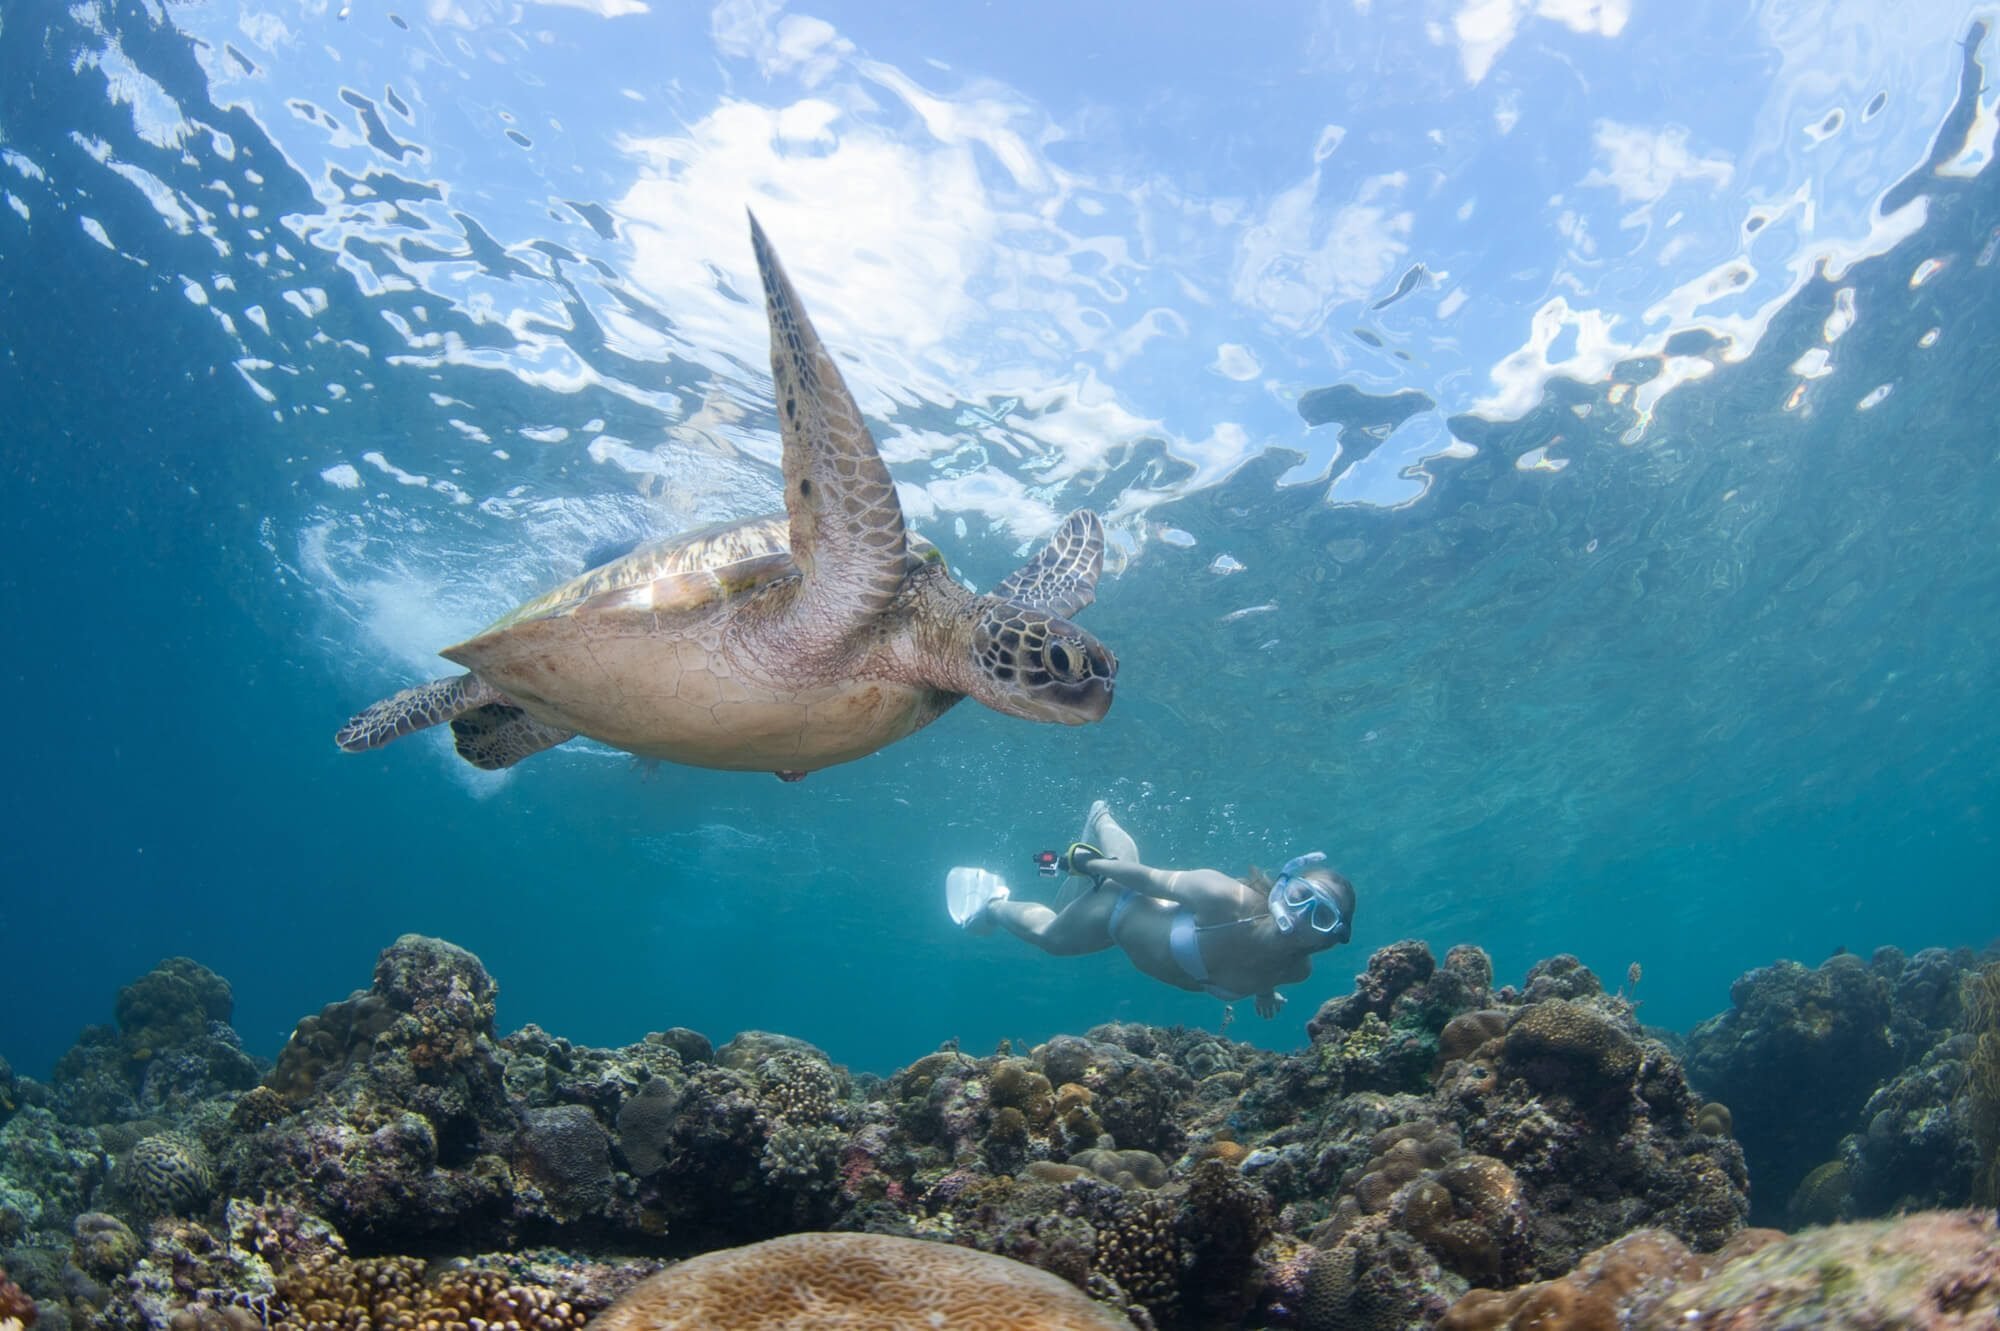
[1684,947,1955,1225]
[1236,942,1746,1328]
[5,935,1999,1331]
[52,959,260,1127]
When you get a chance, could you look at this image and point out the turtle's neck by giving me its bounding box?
[886,562,987,696]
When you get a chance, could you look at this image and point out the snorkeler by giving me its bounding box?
[947,802,1356,1018]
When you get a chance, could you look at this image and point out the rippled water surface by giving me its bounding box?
[3,0,1997,1074]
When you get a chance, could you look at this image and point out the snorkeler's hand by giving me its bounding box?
[1255,990,1285,1019]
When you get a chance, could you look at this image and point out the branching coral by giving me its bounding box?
[1091,1195,1182,1319]
[754,1051,839,1126]
[266,1254,588,1331]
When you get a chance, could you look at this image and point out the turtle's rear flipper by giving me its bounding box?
[335,672,500,752]
[450,703,575,770]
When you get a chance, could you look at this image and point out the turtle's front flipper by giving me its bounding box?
[334,672,501,752]
[994,510,1105,618]
[748,212,909,626]
[450,704,575,770]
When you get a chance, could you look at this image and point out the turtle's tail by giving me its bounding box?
[335,672,498,752]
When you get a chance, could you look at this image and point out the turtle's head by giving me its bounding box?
[965,600,1117,724]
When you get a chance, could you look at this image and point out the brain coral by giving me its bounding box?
[589,1232,1135,1330]
[121,1133,215,1218]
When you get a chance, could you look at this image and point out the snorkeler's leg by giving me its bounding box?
[988,893,1116,957]
[1084,801,1140,863]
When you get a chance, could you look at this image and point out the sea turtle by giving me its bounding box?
[334,213,1118,780]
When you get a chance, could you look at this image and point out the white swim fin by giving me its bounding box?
[947,866,1009,933]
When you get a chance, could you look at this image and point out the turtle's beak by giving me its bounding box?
[1070,674,1114,724]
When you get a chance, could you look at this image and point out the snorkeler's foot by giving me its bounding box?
[1084,801,1140,862]
[947,867,1010,935]
[963,882,1008,936]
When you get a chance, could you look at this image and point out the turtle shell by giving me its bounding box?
[477,512,943,634]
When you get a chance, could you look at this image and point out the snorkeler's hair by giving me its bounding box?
[1247,863,1357,916]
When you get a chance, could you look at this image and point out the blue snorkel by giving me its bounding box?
[1269,852,1345,935]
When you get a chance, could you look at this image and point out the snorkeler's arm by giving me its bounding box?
[1254,990,1286,1019]
[1082,859,1241,908]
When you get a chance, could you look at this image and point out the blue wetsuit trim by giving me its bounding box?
[1109,888,1253,1003]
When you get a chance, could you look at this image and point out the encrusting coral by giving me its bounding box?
[589,1232,1136,1330]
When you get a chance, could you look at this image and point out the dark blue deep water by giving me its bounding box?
[2,0,1997,1091]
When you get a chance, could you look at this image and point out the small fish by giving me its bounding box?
[954,396,1020,429]
[1220,602,1277,622]
[1372,263,1430,311]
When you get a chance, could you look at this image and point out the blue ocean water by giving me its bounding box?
[1,0,1996,1088]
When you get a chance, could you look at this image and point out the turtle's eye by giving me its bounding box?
[1047,641,1079,680]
